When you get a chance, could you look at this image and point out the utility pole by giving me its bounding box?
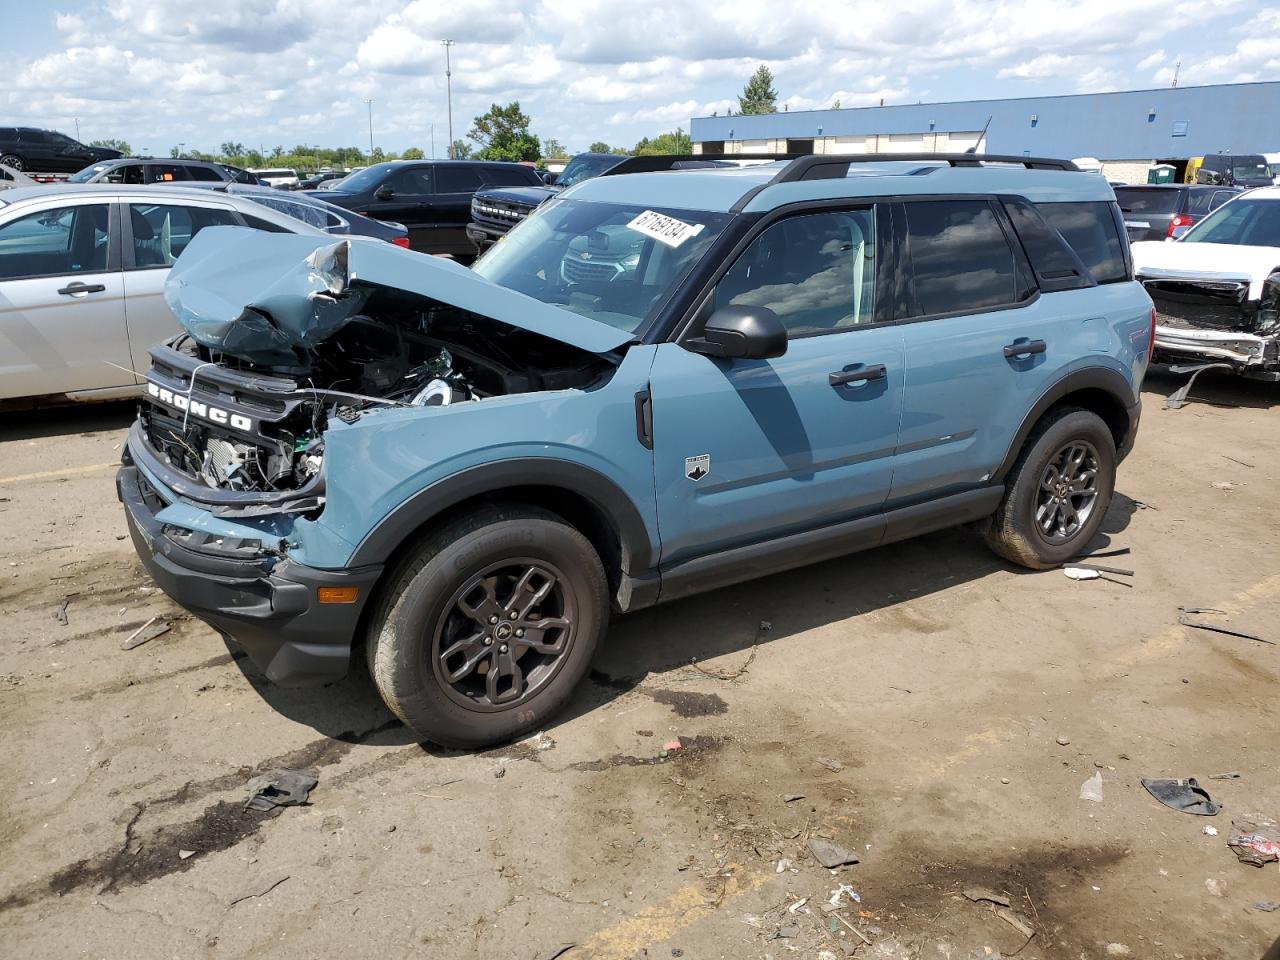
[1172,60,1181,88]
[430,123,435,159]
[74,118,80,140]
[365,98,374,162]
[442,40,455,159]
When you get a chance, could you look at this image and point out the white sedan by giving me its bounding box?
[1131,186,1280,379]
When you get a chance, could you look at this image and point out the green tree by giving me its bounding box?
[467,102,540,162]
[400,147,425,160]
[451,139,473,160]
[632,127,691,156]
[542,137,567,158]
[220,141,245,157]
[831,99,842,110]
[90,138,131,155]
[588,141,612,153]
[270,145,285,159]
[738,64,778,115]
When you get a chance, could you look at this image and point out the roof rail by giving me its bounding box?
[769,153,1079,181]
[598,154,745,176]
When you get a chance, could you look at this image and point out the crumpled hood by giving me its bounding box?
[1131,240,1280,300]
[164,226,635,365]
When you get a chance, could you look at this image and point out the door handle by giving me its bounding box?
[829,364,887,386]
[1003,339,1046,358]
[57,282,106,296]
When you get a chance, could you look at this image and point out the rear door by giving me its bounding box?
[120,200,243,369]
[892,198,1072,502]
[431,164,491,252]
[373,165,435,250]
[0,199,132,399]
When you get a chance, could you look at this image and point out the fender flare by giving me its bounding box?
[346,457,656,574]
[993,366,1138,481]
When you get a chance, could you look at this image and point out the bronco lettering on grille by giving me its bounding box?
[147,381,254,433]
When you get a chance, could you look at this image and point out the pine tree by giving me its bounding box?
[738,65,778,115]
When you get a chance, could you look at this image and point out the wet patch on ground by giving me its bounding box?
[646,688,728,717]
[566,734,723,771]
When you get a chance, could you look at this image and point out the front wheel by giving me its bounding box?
[985,406,1116,569]
[0,154,25,172]
[366,505,608,748]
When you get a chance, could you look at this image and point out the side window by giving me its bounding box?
[128,204,239,267]
[712,209,877,337]
[185,165,222,182]
[904,199,1027,316]
[1210,190,1235,212]
[388,167,432,195]
[240,214,293,234]
[252,196,344,231]
[1185,190,1215,216]
[0,204,110,280]
[105,164,145,184]
[1001,198,1088,293]
[149,164,188,183]
[436,165,486,193]
[482,165,541,187]
[1036,202,1128,284]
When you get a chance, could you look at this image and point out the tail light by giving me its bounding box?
[1166,213,1194,238]
[1149,305,1157,354]
[391,236,410,248]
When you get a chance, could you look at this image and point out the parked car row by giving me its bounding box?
[0,127,121,173]
[69,157,261,186]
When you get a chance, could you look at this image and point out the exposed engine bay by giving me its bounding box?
[139,303,615,501]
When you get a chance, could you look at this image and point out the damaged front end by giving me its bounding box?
[132,228,628,515]
[1140,268,1280,378]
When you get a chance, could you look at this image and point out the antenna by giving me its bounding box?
[1172,60,1181,88]
[967,115,993,155]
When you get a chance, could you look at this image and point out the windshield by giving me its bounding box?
[329,165,387,192]
[1233,159,1269,181]
[1180,197,1280,247]
[68,164,111,183]
[472,198,732,335]
[557,154,626,188]
[1114,188,1179,214]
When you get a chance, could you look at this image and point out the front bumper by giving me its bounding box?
[117,465,382,686]
[1154,325,1280,373]
[465,221,507,250]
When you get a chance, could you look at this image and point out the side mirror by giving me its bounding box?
[374,184,394,200]
[685,305,786,360]
[542,171,558,185]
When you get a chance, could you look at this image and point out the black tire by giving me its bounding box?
[985,405,1116,569]
[365,504,608,748]
[0,154,25,172]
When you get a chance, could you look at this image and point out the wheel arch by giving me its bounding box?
[994,368,1137,482]
[346,459,657,608]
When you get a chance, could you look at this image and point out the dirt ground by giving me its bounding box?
[1,368,1278,960]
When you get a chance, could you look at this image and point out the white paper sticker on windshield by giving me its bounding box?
[626,210,705,248]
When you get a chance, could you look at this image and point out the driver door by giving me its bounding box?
[648,205,906,570]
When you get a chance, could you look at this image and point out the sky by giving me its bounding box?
[1,0,1277,157]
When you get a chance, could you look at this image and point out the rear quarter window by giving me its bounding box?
[1036,201,1128,284]
[1113,189,1179,215]
[482,165,542,187]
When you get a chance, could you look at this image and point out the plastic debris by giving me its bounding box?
[788,897,809,914]
[245,769,318,812]
[1105,945,1131,957]
[808,837,860,868]
[1080,771,1104,803]
[1254,902,1280,912]
[816,756,844,773]
[1177,607,1272,645]
[1203,825,1219,837]
[178,849,195,860]
[121,616,171,650]
[783,793,805,803]
[1205,877,1225,897]
[54,596,72,626]
[1228,814,1280,867]
[1055,735,1071,746]
[1140,777,1219,816]
[827,884,862,906]
[1210,480,1234,491]
[775,858,793,873]
[663,739,682,752]
[1063,567,1101,581]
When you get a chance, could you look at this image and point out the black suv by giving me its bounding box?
[466,153,733,252]
[1114,184,1241,241]
[314,160,543,257]
[67,157,261,186]
[0,127,122,173]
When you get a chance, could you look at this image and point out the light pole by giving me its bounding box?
[442,40,455,159]
[74,118,80,141]
[365,98,374,162]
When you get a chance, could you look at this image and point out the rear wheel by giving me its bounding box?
[985,406,1116,569]
[366,505,608,748]
[0,154,25,172]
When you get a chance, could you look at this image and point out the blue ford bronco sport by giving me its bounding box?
[119,153,1153,747]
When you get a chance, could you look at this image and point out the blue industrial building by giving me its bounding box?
[689,82,1280,167]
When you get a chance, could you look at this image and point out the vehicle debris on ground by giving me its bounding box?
[1140,777,1220,815]
[245,769,318,811]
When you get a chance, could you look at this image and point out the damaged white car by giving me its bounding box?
[1132,187,1280,395]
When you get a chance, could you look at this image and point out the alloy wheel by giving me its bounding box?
[1035,440,1101,544]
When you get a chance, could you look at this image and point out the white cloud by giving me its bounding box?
[2,0,1274,155]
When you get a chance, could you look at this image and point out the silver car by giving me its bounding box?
[0,185,326,403]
